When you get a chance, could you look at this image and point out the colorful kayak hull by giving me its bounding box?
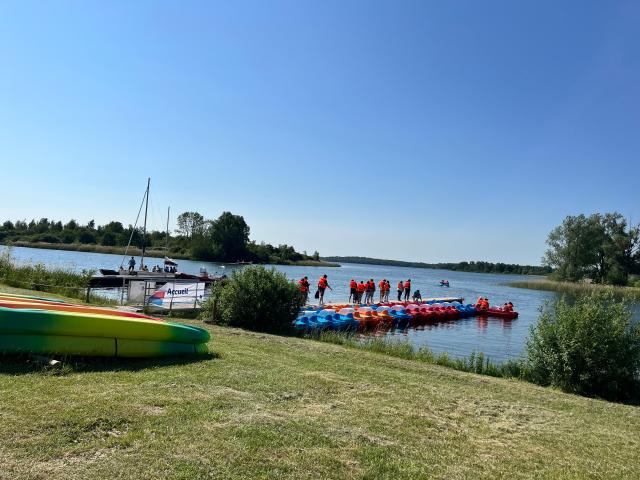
[0,294,210,357]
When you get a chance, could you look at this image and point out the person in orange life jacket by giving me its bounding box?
[478,297,489,310]
[298,276,310,304]
[357,281,366,304]
[385,280,391,302]
[368,279,375,305]
[317,274,332,306]
[348,279,357,303]
[379,279,386,303]
[397,280,404,301]
[403,279,411,301]
[363,280,370,304]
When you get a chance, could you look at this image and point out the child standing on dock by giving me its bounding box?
[368,279,375,305]
[357,281,366,304]
[349,279,357,303]
[404,279,411,301]
[317,275,332,306]
[298,276,310,304]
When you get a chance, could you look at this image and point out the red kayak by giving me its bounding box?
[476,307,518,319]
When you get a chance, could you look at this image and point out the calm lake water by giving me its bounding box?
[4,245,634,363]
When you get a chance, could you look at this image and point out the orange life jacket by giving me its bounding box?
[405,281,411,290]
[298,279,308,292]
[397,282,404,290]
[379,280,385,290]
[318,278,327,289]
[357,283,366,292]
[349,280,357,289]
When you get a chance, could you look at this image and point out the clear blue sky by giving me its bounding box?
[1,1,638,265]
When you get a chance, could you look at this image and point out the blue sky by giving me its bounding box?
[1,1,638,265]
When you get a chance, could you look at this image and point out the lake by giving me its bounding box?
[0,245,594,362]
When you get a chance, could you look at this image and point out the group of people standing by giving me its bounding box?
[298,275,418,306]
[348,279,390,304]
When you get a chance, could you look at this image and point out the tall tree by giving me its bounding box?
[176,211,205,239]
[209,212,250,262]
[544,213,640,285]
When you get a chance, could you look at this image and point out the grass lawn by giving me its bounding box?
[1,317,639,479]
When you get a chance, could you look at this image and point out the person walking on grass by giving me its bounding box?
[317,274,332,306]
[404,279,411,301]
[397,280,404,301]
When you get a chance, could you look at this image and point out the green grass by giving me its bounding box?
[507,278,640,300]
[310,331,527,379]
[1,322,639,479]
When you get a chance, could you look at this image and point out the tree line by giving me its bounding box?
[0,212,320,265]
[543,212,640,286]
[321,256,552,275]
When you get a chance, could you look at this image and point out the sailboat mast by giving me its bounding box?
[165,206,170,252]
[140,177,150,269]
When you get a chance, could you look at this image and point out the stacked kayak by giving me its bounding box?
[0,293,210,357]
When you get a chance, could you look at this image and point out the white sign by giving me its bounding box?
[147,282,209,309]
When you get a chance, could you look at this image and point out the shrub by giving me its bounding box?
[526,292,640,401]
[201,266,304,333]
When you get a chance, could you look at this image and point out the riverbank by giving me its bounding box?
[507,278,640,300]
[1,242,340,267]
[0,321,638,478]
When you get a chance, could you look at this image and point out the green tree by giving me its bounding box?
[101,231,117,246]
[209,212,250,262]
[543,213,639,285]
[176,211,206,239]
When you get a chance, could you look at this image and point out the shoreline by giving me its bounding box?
[507,278,640,299]
[0,242,340,268]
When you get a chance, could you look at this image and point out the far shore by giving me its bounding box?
[0,241,341,268]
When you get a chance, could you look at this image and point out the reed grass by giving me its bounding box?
[0,250,109,303]
[4,240,185,259]
[307,331,528,379]
[507,278,640,300]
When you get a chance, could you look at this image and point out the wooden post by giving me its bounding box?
[85,287,91,303]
